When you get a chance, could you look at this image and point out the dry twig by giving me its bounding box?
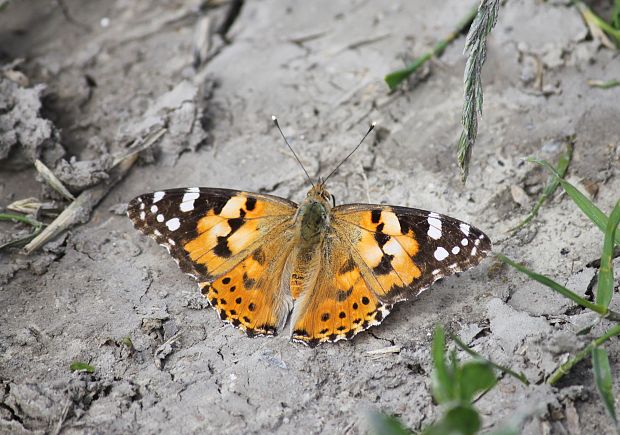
[23,128,166,254]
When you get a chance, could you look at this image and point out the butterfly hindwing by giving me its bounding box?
[332,204,492,304]
[127,188,298,336]
[200,232,295,336]
[290,232,392,346]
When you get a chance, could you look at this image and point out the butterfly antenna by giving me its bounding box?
[272,115,314,187]
[323,121,376,183]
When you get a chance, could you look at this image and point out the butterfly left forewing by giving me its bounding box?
[331,204,492,304]
[127,188,296,279]
[127,187,298,336]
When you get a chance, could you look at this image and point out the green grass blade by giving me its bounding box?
[530,158,620,246]
[496,254,608,315]
[592,348,617,425]
[0,212,45,251]
[575,1,620,47]
[511,140,573,232]
[0,212,40,227]
[549,323,620,385]
[458,360,497,402]
[384,3,479,91]
[385,54,432,91]
[367,412,411,435]
[588,79,620,89]
[431,325,454,404]
[613,0,620,29]
[423,404,481,435]
[596,201,620,307]
[450,333,530,385]
[70,361,95,373]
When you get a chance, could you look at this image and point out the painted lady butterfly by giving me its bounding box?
[128,119,491,346]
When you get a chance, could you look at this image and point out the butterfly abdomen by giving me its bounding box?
[289,243,322,300]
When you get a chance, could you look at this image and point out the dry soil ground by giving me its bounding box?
[1,0,619,434]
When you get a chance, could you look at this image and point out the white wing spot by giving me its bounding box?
[461,238,469,246]
[153,191,165,203]
[166,217,181,231]
[137,197,144,203]
[157,214,164,223]
[471,247,478,256]
[382,238,402,256]
[452,246,460,254]
[428,226,442,240]
[140,202,145,210]
[139,211,146,220]
[180,202,194,212]
[434,247,449,261]
[154,229,162,236]
[427,216,442,240]
[479,234,485,239]
[151,205,158,213]
[180,190,201,212]
[475,239,480,246]
[188,187,200,193]
[168,239,176,246]
[432,269,441,275]
[459,223,470,236]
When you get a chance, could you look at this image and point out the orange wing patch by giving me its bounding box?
[334,207,422,298]
[201,238,294,336]
[290,238,392,346]
[182,192,294,279]
[332,204,492,305]
[185,194,296,336]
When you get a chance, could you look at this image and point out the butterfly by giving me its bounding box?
[127,118,492,347]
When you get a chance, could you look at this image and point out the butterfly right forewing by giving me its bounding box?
[332,204,492,304]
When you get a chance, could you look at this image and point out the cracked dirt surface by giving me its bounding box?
[1,0,620,433]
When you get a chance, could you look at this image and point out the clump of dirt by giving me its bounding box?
[0,75,64,170]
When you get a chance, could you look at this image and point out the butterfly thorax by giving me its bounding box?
[296,183,333,244]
